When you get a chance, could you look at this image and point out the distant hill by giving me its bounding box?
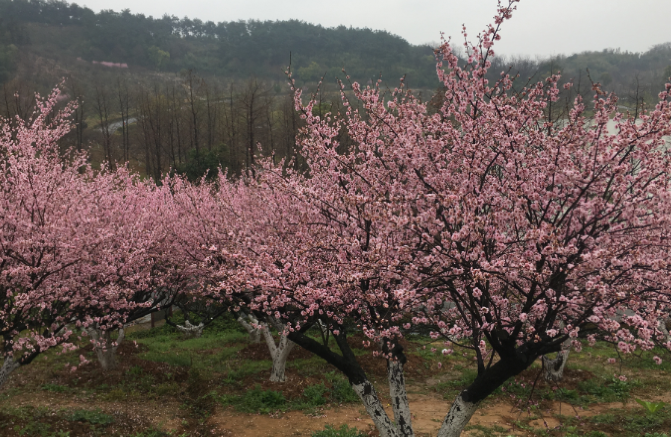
[0,0,438,87]
[1,0,670,182]
[1,0,670,100]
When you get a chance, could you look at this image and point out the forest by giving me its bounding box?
[1,0,671,180]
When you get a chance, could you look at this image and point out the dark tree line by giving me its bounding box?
[58,70,304,181]
[0,0,437,87]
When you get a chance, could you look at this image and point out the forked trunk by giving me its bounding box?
[176,320,204,338]
[352,380,402,437]
[261,324,294,382]
[238,314,261,343]
[542,349,570,383]
[0,355,20,390]
[87,328,125,371]
[270,340,294,382]
[436,350,539,437]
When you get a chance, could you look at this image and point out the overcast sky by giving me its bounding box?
[74,0,671,58]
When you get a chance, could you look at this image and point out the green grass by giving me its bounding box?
[219,384,286,414]
[433,367,478,399]
[133,331,248,372]
[67,409,114,426]
[311,424,366,437]
[40,384,70,393]
[325,372,360,404]
[217,376,360,415]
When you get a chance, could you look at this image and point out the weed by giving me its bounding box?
[590,413,616,425]
[434,367,478,399]
[637,398,666,414]
[624,413,667,433]
[311,424,366,437]
[14,421,52,437]
[39,383,69,393]
[182,368,216,418]
[302,382,328,406]
[578,377,633,403]
[325,372,359,404]
[67,408,114,425]
[128,365,144,376]
[219,385,286,413]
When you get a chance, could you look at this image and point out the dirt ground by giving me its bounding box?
[2,321,670,436]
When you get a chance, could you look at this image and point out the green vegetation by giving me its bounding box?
[2,313,671,435]
[0,0,436,87]
[67,409,114,426]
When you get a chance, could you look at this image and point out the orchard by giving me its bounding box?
[2,1,671,436]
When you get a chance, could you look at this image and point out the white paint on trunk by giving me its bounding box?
[0,355,20,390]
[352,381,401,437]
[87,328,125,371]
[659,319,671,342]
[437,393,478,437]
[542,349,570,383]
[176,320,204,338]
[261,323,294,382]
[387,360,414,436]
[238,314,261,343]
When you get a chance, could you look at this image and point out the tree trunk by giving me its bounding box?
[659,319,671,342]
[436,348,540,437]
[351,380,402,437]
[261,324,295,382]
[0,355,20,390]
[436,394,478,437]
[175,320,204,338]
[238,314,261,343]
[387,360,414,436]
[87,328,125,371]
[542,349,570,383]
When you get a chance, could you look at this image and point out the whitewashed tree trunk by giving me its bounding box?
[352,380,402,437]
[387,360,414,436]
[176,320,205,338]
[436,393,478,437]
[659,319,671,342]
[87,328,125,371]
[0,355,20,390]
[542,348,570,383]
[260,324,295,382]
[238,314,261,343]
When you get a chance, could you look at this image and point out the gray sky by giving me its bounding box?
[74,0,671,57]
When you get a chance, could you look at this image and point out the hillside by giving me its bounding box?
[0,0,438,88]
[1,0,671,181]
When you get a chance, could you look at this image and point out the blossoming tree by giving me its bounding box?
[0,86,183,381]
[210,1,671,435]
[0,88,117,386]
